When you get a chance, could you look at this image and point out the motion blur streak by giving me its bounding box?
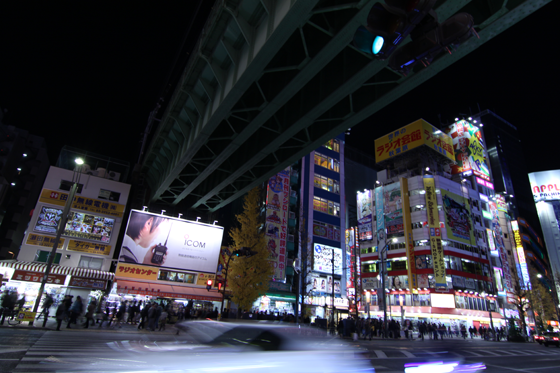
[405,361,486,373]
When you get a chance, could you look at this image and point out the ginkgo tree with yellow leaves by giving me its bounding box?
[228,187,274,315]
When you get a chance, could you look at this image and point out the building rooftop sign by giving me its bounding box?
[374,119,454,164]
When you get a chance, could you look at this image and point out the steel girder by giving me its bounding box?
[141,0,551,211]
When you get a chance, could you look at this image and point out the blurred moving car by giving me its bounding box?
[67,320,374,372]
[541,331,560,347]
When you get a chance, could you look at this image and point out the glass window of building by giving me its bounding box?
[78,256,103,270]
[323,139,340,152]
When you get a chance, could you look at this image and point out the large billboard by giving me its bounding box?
[374,119,454,163]
[444,120,490,180]
[528,170,560,202]
[424,177,446,288]
[313,243,342,275]
[383,182,403,235]
[375,186,384,237]
[490,202,513,291]
[400,178,417,289]
[265,170,290,280]
[119,210,224,274]
[356,190,373,241]
[511,220,531,289]
[441,189,475,246]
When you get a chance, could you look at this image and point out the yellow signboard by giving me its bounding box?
[196,272,215,286]
[115,263,159,281]
[400,178,417,289]
[17,311,37,322]
[375,119,455,163]
[423,177,447,288]
[26,233,65,248]
[39,189,125,218]
[67,240,111,256]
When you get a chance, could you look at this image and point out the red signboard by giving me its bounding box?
[12,270,66,285]
[69,277,107,289]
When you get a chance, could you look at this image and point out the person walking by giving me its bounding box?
[66,296,83,329]
[115,301,127,328]
[419,322,426,341]
[138,303,150,330]
[83,299,97,328]
[41,294,54,327]
[0,290,15,325]
[55,301,67,331]
[158,308,168,331]
[148,304,158,331]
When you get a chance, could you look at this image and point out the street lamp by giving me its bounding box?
[32,157,84,322]
[380,237,398,338]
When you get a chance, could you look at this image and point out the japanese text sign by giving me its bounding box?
[116,263,159,280]
[423,177,447,288]
[26,233,65,248]
[39,189,125,218]
[375,119,454,163]
[12,270,66,285]
[67,239,111,256]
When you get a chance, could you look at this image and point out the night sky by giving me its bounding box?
[0,1,557,174]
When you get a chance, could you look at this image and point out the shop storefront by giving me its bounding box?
[253,292,296,316]
[0,260,113,315]
[303,295,349,323]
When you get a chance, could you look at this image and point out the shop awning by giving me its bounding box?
[116,280,222,301]
[0,261,114,281]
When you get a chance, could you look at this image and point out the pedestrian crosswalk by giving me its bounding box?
[11,331,152,372]
[368,348,560,359]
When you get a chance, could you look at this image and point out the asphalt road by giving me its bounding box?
[353,335,560,373]
[0,326,559,372]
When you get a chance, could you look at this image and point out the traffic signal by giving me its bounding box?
[388,12,475,75]
[353,0,437,59]
[206,279,213,291]
[217,281,223,292]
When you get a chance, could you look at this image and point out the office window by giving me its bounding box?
[313,197,340,216]
[314,152,339,173]
[34,250,61,264]
[59,180,83,193]
[78,256,103,270]
[98,189,121,202]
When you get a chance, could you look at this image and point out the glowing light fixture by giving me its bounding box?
[372,36,384,54]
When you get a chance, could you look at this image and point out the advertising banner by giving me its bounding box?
[357,190,373,241]
[265,170,290,280]
[67,240,111,256]
[26,233,65,248]
[116,263,159,280]
[119,210,224,273]
[69,277,107,289]
[313,243,342,275]
[400,178,417,289]
[528,170,560,202]
[64,212,115,243]
[34,206,63,234]
[486,229,496,251]
[384,182,403,234]
[345,228,356,297]
[196,273,215,286]
[441,189,475,246]
[511,220,530,289]
[39,188,125,218]
[489,202,513,291]
[493,267,504,292]
[444,120,490,179]
[424,177,446,288]
[375,186,384,236]
[375,119,454,163]
[12,270,66,285]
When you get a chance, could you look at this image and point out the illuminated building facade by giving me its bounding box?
[358,119,511,330]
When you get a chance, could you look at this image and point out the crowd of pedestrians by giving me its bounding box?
[332,315,510,342]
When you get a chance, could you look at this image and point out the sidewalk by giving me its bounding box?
[0,316,180,334]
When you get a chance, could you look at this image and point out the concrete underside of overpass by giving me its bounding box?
[141,0,550,212]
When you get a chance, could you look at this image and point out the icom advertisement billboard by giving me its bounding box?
[356,190,373,241]
[444,120,490,180]
[529,170,560,202]
[119,210,224,274]
[375,119,454,164]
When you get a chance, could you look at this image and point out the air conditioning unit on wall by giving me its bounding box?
[106,171,121,181]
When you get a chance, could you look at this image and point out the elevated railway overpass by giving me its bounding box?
[141,0,549,212]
